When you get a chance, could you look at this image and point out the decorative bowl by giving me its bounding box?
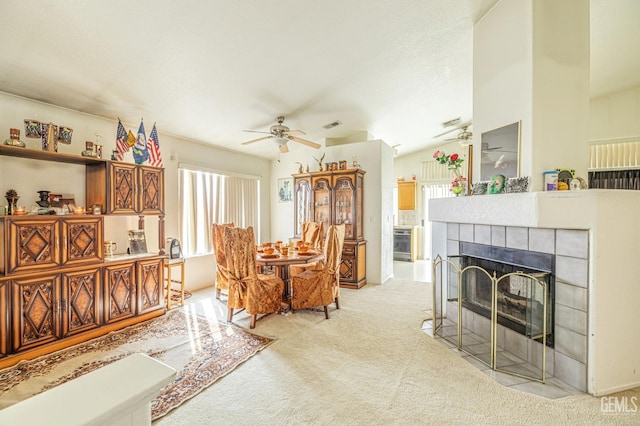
[263,248,275,255]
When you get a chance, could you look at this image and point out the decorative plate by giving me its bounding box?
[570,178,582,190]
[259,254,280,259]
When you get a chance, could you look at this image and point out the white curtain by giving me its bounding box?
[422,183,453,260]
[179,167,260,257]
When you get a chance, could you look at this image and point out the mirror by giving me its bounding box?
[480,121,521,181]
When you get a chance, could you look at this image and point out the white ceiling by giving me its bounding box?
[0,0,638,159]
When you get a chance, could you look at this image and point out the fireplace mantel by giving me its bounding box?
[429,189,640,229]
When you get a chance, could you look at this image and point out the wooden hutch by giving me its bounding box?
[293,168,366,288]
[0,145,165,369]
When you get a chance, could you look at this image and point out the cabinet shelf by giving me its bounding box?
[0,144,109,165]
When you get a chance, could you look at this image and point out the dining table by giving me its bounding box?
[255,249,324,302]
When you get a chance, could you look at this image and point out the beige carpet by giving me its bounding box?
[154,278,640,426]
[0,309,272,420]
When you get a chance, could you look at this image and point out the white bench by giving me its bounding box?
[0,353,176,426]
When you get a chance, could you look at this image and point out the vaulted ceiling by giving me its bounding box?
[0,0,637,159]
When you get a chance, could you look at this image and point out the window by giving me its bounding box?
[179,166,260,257]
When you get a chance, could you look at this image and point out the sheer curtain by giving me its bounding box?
[179,166,260,257]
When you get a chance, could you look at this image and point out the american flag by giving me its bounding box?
[147,123,163,168]
[115,119,129,161]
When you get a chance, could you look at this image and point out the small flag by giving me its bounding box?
[126,130,136,147]
[115,119,129,161]
[132,119,149,164]
[147,123,163,168]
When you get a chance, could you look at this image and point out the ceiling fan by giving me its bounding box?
[432,118,473,145]
[241,116,321,153]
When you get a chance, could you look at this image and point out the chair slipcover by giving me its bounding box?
[290,221,325,275]
[224,226,285,328]
[291,224,345,318]
[212,222,234,298]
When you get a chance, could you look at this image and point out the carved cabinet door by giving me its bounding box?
[60,268,101,338]
[138,166,164,214]
[137,258,164,315]
[108,162,137,214]
[103,262,136,323]
[11,274,61,352]
[7,218,60,274]
[61,217,104,266]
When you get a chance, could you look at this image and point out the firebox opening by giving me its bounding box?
[459,242,555,348]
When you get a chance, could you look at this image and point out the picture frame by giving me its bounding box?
[278,177,293,203]
[24,119,41,138]
[480,121,521,181]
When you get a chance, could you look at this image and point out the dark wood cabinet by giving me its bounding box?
[103,262,137,324]
[0,145,165,369]
[11,274,60,352]
[137,258,164,315]
[2,217,103,275]
[107,163,164,215]
[11,268,103,352]
[294,168,366,288]
[61,268,101,338]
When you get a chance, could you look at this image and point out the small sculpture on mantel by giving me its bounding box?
[295,162,304,174]
[305,164,310,173]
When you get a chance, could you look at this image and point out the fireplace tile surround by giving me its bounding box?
[444,223,589,391]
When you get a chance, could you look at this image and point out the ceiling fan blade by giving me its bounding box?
[279,143,289,153]
[241,136,272,145]
[243,130,273,134]
[289,136,321,149]
[433,121,473,139]
[284,129,306,136]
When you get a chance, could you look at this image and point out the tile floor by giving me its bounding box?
[394,259,584,400]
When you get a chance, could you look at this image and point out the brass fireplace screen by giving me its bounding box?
[431,255,549,383]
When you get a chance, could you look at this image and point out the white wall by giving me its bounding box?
[474,0,590,191]
[0,92,272,291]
[590,84,640,142]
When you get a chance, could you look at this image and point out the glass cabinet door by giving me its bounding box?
[334,177,355,239]
[294,179,311,236]
[312,179,331,233]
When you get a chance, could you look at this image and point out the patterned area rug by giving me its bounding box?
[0,309,273,420]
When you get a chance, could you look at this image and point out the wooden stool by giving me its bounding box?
[164,257,186,309]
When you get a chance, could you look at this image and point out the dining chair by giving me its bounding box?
[290,224,345,319]
[224,226,285,329]
[290,221,325,275]
[212,222,234,299]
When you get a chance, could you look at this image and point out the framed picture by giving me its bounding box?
[278,177,293,203]
[24,119,41,138]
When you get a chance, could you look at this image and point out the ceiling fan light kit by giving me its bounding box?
[241,116,321,153]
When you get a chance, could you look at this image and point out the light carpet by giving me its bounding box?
[155,278,640,426]
[0,309,272,420]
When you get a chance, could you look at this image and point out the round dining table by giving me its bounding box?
[255,250,324,301]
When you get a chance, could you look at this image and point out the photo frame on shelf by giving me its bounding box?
[128,230,148,254]
[278,177,293,203]
[24,119,41,138]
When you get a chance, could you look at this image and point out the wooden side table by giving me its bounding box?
[164,257,186,309]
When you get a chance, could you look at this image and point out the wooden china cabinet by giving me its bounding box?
[0,145,165,369]
[293,168,366,288]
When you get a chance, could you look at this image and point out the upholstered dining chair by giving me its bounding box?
[212,222,234,299]
[224,226,285,329]
[290,224,345,319]
[290,221,325,275]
